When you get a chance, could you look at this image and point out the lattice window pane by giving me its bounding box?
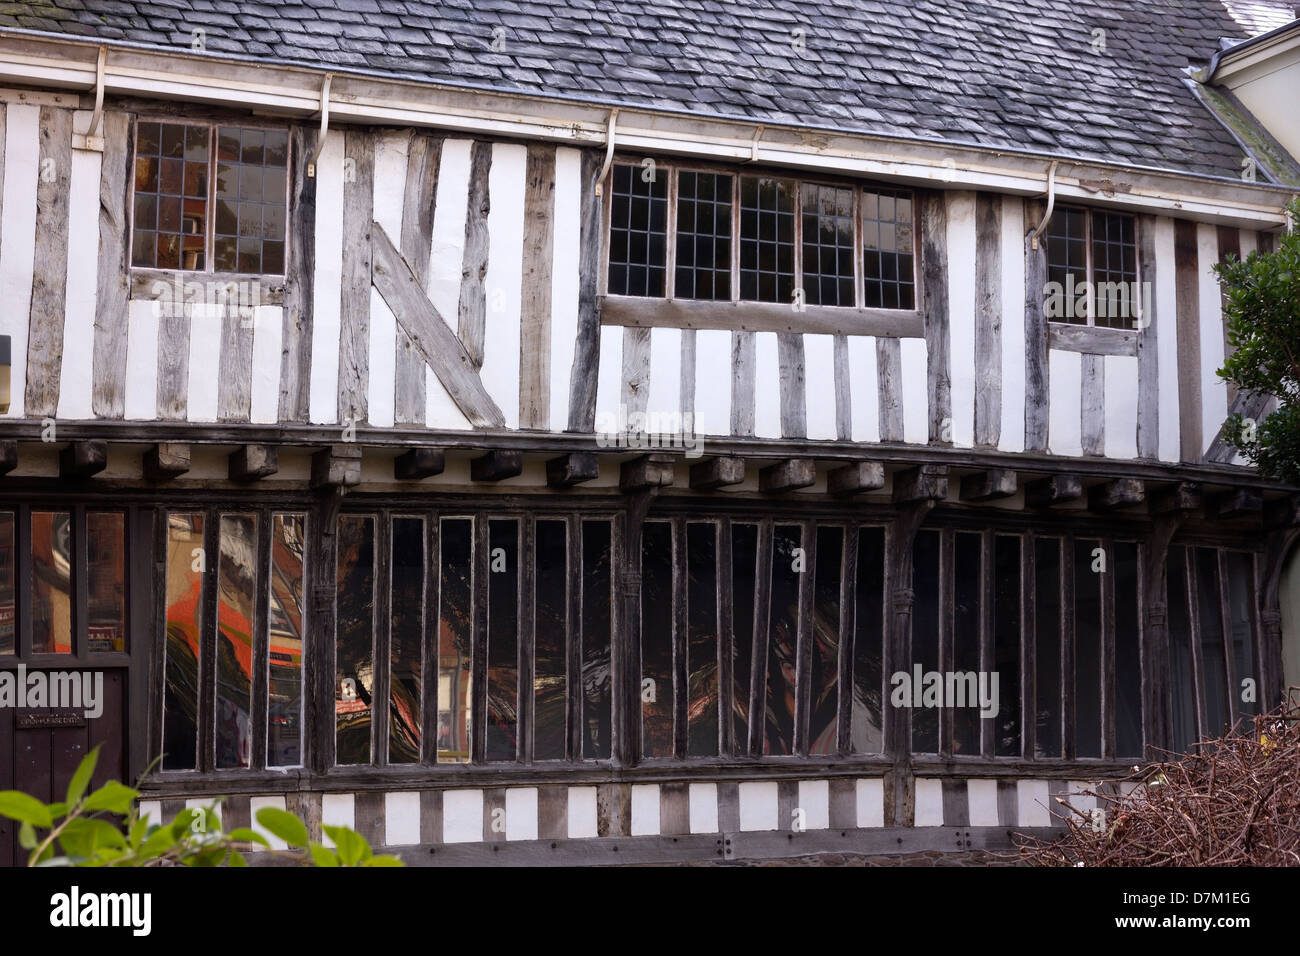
[1091,210,1138,329]
[607,162,667,297]
[214,126,289,275]
[862,188,915,310]
[133,121,208,270]
[675,171,732,300]
[801,183,856,306]
[1046,205,1089,325]
[739,176,795,303]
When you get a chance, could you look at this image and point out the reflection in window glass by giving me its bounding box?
[581,521,613,759]
[765,526,801,755]
[953,532,981,755]
[390,517,424,764]
[534,520,568,761]
[214,126,289,274]
[1168,547,1197,754]
[86,513,126,653]
[739,177,795,303]
[216,514,257,770]
[852,527,885,754]
[268,514,306,768]
[1114,541,1142,758]
[802,183,856,306]
[486,520,520,761]
[731,523,758,752]
[994,536,1021,757]
[641,522,674,758]
[1074,539,1102,758]
[687,523,719,757]
[438,519,473,763]
[1227,552,1256,720]
[336,516,375,765]
[862,188,915,309]
[32,511,72,654]
[1034,537,1061,757]
[0,512,15,655]
[1195,547,1229,738]
[911,530,940,753]
[133,121,208,270]
[163,513,204,771]
[809,526,842,755]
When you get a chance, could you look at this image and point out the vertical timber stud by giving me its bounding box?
[567,149,603,432]
[373,518,392,766]
[395,131,440,425]
[310,489,344,773]
[1021,529,1037,760]
[198,514,220,772]
[26,106,72,418]
[672,517,689,759]
[459,140,492,371]
[920,190,951,443]
[1101,536,1117,760]
[717,517,736,757]
[421,515,442,766]
[280,126,317,423]
[251,510,272,770]
[566,514,583,761]
[836,523,859,755]
[793,520,816,755]
[92,111,132,418]
[1060,533,1076,761]
[619,490,656,765]
[938,527,955,757]
[338,130,374,426]
[748,520,774,757]
[1173,220,1202,463]
[1024,198,1049,451]
[979,529,995,757]
[520,516,537,762]
[1144,483,1200,755]
[1135,215,1159,459]
[519,144,555,430]
[973,192,1002,448]
[472,515,490,764]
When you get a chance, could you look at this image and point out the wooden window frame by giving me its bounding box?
[1044,203,1141,334]
[127,116,292,288]
[601,157,923,339]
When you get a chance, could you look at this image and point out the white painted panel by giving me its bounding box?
[754,332,781,438]
[1017,779,1051,827]
[967,779,999,827]
[693,329,731,435]
[385,791,421,846]
[855,778,884,828]
[630,783,660,836]
[847,335,879,443]
[804,334,837,440]
[0,104,40,417]
[1068,781,1097,812]
[427,138,472,325]
[688,782,719,834]
[480,142,526,430]
[186,303,222,422]
[738,781,779,831]
[1197,223,1227,457]
[1238,231,1257,258]
[505,787,538,842]
[136,800,161,828]
[249,795,288,850]
[647,326,681,424]
[322,792,355,832]
[549,147,582,431]
[999,196,1026,452]
[308,128,345,424]
[56,110,102,420]
[372,131,408,240]
[425,369,473,430]
[914,777,944,826]
[567,786,599,839]
[442,789,484,844]
[249,305,283,424]
[797,779,830,830]
[1048,349,1082,456]
[946,190,977,447]
[593,323,623,435]
[1154,217,1181,463]
[123,299,159,419]
[901,337,928,443]
[367,288,396,427]
[1104,354,1139,460]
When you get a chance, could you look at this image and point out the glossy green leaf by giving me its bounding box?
[308,841,339,867]
[227,827,270,849]
[65,745,101,808]
[83,781,137,815]
[255,806,309,848]
[0,791,53,827]
[322,824,370,866]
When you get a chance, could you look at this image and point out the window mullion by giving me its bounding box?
[198,511,220,773]
[519,514,537,763]
[1101,536,1117,760]
[665,167,678,300]
[251,508,271,771]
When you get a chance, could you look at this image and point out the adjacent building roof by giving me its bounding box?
[0,0,1295,181]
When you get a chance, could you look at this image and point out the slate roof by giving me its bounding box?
[0,0,1295,180]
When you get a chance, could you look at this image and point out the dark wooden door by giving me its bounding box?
[0,669,127,866]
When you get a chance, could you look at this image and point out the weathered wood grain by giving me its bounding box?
[217,304,254,421]
[1024,199,1049,451]
[1135,214,1159,459]
[567,149,603,432]
[758,458,815,494]
[338,130,374,426]
[370,221,506,428]
[156,303,191,421]
[1173,219,1202,463]
[1216,225,1241,407]
[622,325,651,421]
[832,334,851,441]
[827,460,884,496]
[1080,352,1104,456]
[519,143,555,430]
[875,337,903,441]
[679,328,696,425]
[731,330,756,436]
[459,140,492,370]
[920,190,950,443]
[1047,323,1138,356]
[599,294,924,338]
[776,332,807,439]
[24,105,72,417]
[974,193,1001,448]
[279,125,317,422]
[395,131,441,425]
[91,111,131,418]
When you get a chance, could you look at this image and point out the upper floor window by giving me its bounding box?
[607,162,916,310]
[131,121,289,276]
[1045,205,1139,329]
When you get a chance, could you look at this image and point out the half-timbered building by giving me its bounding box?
[0,0,1298,864]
